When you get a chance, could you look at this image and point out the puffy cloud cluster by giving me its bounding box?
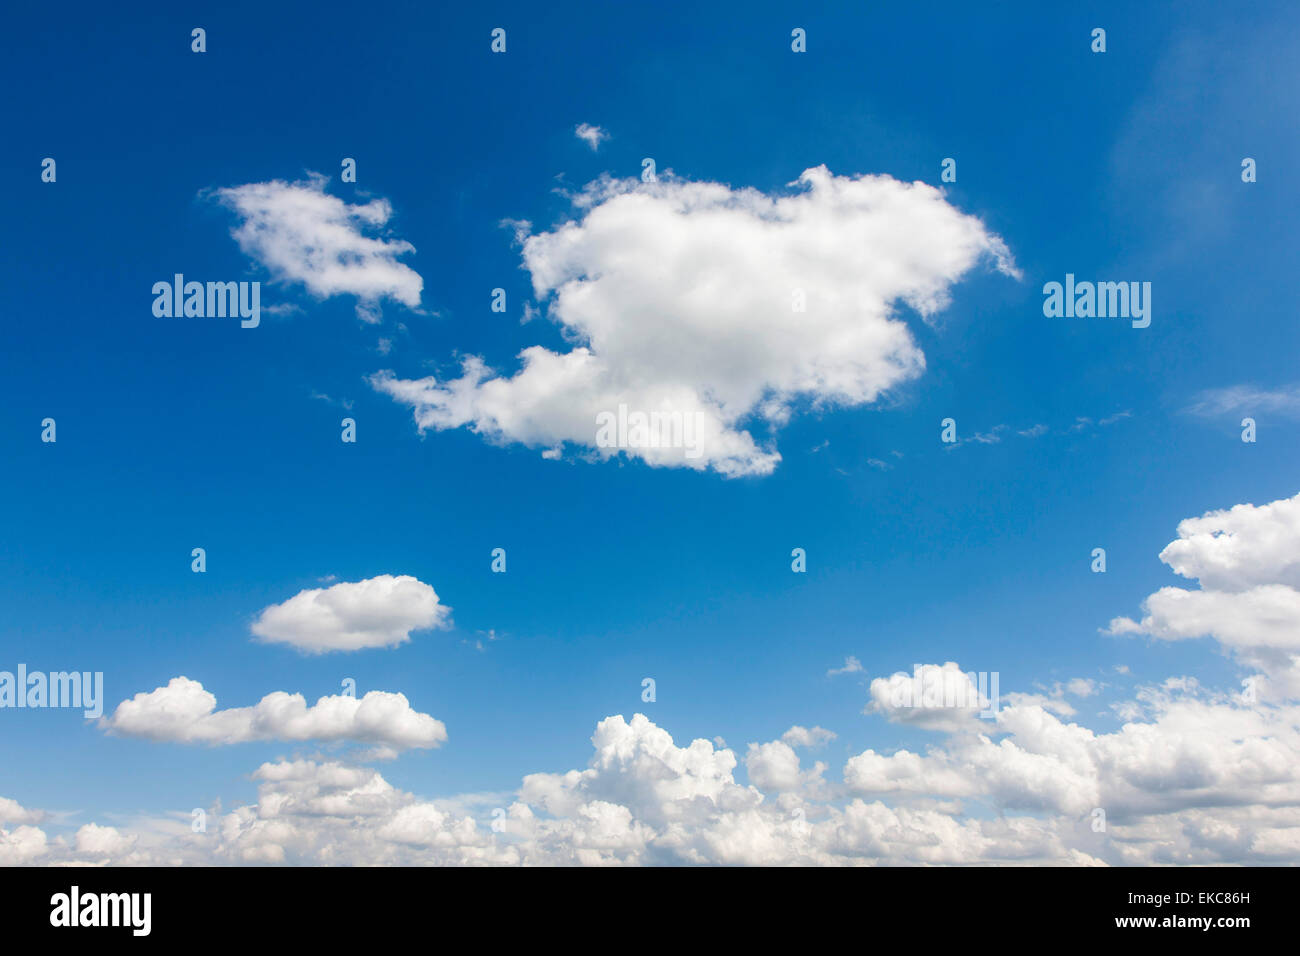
[99,677,446,752]
[251,574,451,654]
[0,796,50,865]
[1109,490,1300,699]
[846,681,1300,860]
[16,683,1300,866]
[10,494,1300,866]
[0,823,49,865]
[0,711,1105,865]
[214,174,422,320]
[374,167,1018,476]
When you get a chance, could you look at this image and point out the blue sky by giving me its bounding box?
[2,1,1299,865]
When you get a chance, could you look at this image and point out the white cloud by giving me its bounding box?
[520,714,745,828]
[4,715,1074,864]
[75,823,136,857]
[251,574,451,653]
[213,174,422,321]
[826,655,864,677]
[1111,586,1300,651]
[867,662,991,732]
[963,425,1007,445]
[0,797,44,826]
[1108,490,1300,698]
[848,678,1300,862]
[374,167,1017,476]
[781,725,837,748]
[744,739,827,793]
[1065,678,1099,698]
[100,677,446,751]
[0,825,48,865]
[1154,492,1300,592]
[574,123,609,150]
[1187,384,1300,419]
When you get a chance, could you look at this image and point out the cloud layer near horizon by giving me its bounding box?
[8,503,1298,865]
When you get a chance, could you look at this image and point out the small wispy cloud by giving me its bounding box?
[946,425,1007,448]
[1069,412,1130,433]
[262,302,303,317]
[309,390,354,410]
[1186,384,1300,419]
[574,123,609,151]
[968,425,1007,444]
[1041,678,1100,699]
[952,413,1128,449]
[462,628,502,653]
[827,655,864,677]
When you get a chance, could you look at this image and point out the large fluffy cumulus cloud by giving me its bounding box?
[373,167,1019,476]
[1152,490,1300,591]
